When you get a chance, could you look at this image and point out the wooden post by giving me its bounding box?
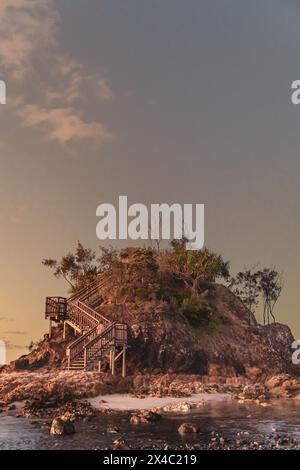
[122,345,126,378]
[98,360,101,372]
[111,348,115,375]
[84,348,87,371]
[63,321,66,340]
[67,350,70,370]
[49,319,52,338]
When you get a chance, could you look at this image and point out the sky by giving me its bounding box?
[0,0,300,362]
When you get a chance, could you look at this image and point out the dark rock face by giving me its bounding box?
[124,284,296,378]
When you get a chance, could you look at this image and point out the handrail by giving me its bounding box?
[67,325,98,363]
[68,276,103,303]
[77,301,110,327]
[83,323,127,366]
[65,275,127,369]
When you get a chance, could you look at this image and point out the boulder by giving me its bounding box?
[241,383,269,400]
[178,423,199,434]
[112,437,131,450]
[130,410,161,424]
[50,417,75,435]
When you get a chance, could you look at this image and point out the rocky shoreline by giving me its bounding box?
[1,370,300,405]
[1,370,300,450]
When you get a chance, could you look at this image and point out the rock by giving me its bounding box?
[178,423,199,434]
[107,425,119,433]
[50,417,75,436]
[8,404,16,410]
[130,410,162,424]
[112,437,131,450]
[160,400,204,412]
[130,415,142,425]
[265,374,290,390]
[240,383,269,401]
[245,367,262,382]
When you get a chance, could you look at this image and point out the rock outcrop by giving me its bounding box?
[114,283,297,379]
[2,279,297,380]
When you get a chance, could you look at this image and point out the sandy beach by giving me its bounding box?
[88,392,231,411]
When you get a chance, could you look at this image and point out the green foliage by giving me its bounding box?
[42,241,98,293]
[134,283,161,300]
[179,297,213,326]
[229,267,283,325]
[229,269,260,324]
[168,244,230,294]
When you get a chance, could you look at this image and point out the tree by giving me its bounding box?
[257,268,282,325]
[42,241,98,292]
[229,267,283,326]
[168,241,230,295]
[229,269,260,324]
[98,246,118,272]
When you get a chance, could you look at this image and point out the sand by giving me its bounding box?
[88,392,231,411]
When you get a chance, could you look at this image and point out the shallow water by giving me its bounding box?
[0,399,299,450]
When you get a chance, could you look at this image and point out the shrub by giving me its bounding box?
[179,297,213,327]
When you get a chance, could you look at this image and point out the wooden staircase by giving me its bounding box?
[45,277,127,375]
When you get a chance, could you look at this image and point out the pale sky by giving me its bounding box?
[0,0,300,362]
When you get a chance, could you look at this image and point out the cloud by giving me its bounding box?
[0,0,58,80]
[17,105,113,144]
[45,61,114,105]
[4,340,27,350]
[0,0,114,145]
[5,331,26,335]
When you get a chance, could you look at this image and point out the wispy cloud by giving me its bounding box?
[17,105,113,144]
[0,0,58,81]
[5,331,26,335]
[0,0,114,146]
[4,340,27,350]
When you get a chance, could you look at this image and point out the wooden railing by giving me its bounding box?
[65,275,127,370]
[67,325,98,367]
[45,297,67,320]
